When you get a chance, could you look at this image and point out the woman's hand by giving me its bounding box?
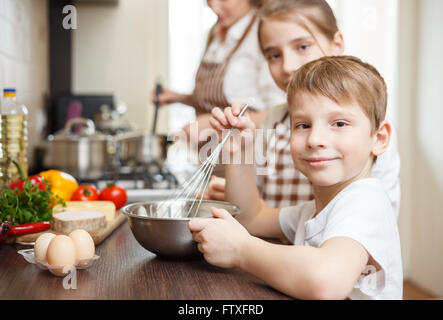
[151,87,179,106]
[209,102,256,154]
[152,86,196,107]
[188,207,251,268]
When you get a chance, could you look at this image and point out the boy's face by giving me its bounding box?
[289,92,376,187]
[260,17,344,92]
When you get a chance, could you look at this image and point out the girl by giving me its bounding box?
[206,0,400,218]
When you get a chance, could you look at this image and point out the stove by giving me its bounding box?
[74,145,199,203]
[78,161,180,192]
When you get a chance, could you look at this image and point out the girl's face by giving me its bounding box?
[260,17,344,92]
[207,0,252,30]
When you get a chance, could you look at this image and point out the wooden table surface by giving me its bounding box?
[0,220,291,300]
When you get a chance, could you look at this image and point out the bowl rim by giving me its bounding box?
[120,200,241,221]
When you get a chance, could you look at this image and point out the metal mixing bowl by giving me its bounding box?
[120,200,241,259]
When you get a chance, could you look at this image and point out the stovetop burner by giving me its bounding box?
[78,161,179,191]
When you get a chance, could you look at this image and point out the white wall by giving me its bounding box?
[396,0,418,283]
[0,0,49,168]
[404,0,443,296]
[72,0,170,134]
[167,0,217,132]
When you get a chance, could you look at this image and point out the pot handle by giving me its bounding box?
[63,117,96,135]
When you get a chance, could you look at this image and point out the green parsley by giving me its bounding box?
[0,180,65,225]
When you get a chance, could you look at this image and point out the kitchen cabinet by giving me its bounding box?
[0,221,291,300]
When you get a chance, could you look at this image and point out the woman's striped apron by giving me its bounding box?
[192,15,256,115]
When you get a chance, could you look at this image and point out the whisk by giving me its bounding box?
[155,104,249,219]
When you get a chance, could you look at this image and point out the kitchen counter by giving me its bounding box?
[0,220,291,300]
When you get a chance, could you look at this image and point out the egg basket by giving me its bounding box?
[18,249,100,277]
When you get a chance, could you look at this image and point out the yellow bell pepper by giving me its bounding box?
[39,170,78,201]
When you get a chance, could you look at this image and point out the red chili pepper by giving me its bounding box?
[7,221,50,237]
[8,160,46,191]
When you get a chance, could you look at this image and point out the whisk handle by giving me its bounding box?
[237,104,249,117]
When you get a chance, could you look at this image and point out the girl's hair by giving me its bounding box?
[258,0,339,54]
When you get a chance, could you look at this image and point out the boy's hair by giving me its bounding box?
[258,0,339,54]
[287,56,387,133]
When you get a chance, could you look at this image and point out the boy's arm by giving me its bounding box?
[210,103,284,240]
[225,163,284,239]
[239,236,370,300]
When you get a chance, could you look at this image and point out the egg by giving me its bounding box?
[46,235,77,276]
[34,233,56,263]
[69,229,95,267]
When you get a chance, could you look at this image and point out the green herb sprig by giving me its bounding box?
[0,179,65,225]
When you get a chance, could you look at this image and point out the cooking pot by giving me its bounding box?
[113,130,170,167]
[43,118,116,179]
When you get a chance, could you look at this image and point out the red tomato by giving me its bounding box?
[71,184,99,201]
[9,175,47,192]
[99,185,127,209]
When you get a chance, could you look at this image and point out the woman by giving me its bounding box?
[153,0,285,141]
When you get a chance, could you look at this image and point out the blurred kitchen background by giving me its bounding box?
[0,0,442,298]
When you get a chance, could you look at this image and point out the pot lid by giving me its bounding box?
[49,117,110,141]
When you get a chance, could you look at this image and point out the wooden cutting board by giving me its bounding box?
[6,211,127,246]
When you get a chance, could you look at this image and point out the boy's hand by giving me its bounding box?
[209,102,255,154]
[188,207,250,268]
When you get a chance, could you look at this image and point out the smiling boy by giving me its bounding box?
[189,56,403,300]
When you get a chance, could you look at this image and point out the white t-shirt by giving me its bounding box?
[204,11,286,111]
[279,178,403,300]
